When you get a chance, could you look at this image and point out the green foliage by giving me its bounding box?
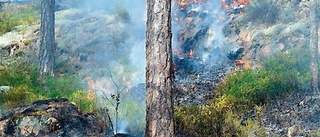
[175,49,311,136]
[175,105,223,136]
[218,69,292,107]
[0,63,38,87]
[244,0,279,25]
[69,90,97,112]
[0,85,33,106]
[0,63,97,112]
[174,98,266,136]
[309,128,320,137]
[99,93,145,136]
[115,6,130,23]
[218,49,310,107]
[118,96,145,136]
[262,50,311,90]
[0,4,40,35]
[42,76,81,98]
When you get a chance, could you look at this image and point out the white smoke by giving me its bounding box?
[172,0,235,66]
[55,0,147,135]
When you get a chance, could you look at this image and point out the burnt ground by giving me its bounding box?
[262,92,320,136]
[173,57,237,106]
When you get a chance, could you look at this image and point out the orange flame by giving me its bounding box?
[85,75,114,95]
[85,75,96,89]
[178,0,188,6]
[235,60,251,70]
[221,0,229,8]
[189,49,194,57]
[177,0,206,7]
[237,0,251,5]
[231,0,251,7]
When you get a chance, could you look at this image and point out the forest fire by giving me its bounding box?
[171,0,249,107]
[173,0,229,63]
[85,75,115,95]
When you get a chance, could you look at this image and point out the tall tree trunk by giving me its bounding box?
[39,0,55,77]
[145,0,174,136]
[310,0,319,94]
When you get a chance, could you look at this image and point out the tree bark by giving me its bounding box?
[39,0,55,77]
[310,0,319,94]
[145,0,174,136]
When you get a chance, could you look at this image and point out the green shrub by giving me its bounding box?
[41,75,81,98]
[0,3,39,35]
[218,49,310,107]
[262,50,311,90]
[115,6,130,23]
[174,97,266,136]
[0,84,32,107]
[217,69,293,107]
[309,128,320,137]
[0,63,97,112]
[175,105,223,136]
[175,49,310,136]
[69,90,97,112]
[0,63,38,87]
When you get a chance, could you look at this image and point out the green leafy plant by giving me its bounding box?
[174,97,266,137]
[115,6,130,23]
[0,63,97,112]
[309,128,320,137]
[175,49,311,136]
[0,3,40,35]
[0,84,33,106]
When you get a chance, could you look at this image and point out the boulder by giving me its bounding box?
[0,98,113,137]
[0,86,10,93]
[0,65,4,71]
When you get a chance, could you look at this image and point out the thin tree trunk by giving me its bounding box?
[310,0,319,94]
[145,0,174,136]
[39,0,55,77]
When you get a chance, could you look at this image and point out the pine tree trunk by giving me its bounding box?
[145,0,174,136]
[39,0,55,77]
[310,0,319,94]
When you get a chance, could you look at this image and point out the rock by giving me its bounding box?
[0,86,10,93]
[114,133,132,137]
[0,65,4,71]
[287,125,296,137]
[1,42,20,56]
[0,98,113,137]
[227,47,244,60]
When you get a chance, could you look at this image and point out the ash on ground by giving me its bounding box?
[173,58,236,106]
